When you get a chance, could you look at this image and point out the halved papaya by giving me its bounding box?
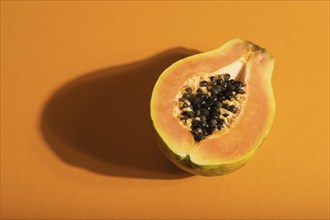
[150,39,275,176]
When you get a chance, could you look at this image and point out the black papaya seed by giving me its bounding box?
[224,73,230,80]
[199,80,208,87]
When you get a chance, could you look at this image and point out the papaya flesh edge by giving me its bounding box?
[150,38,275,176]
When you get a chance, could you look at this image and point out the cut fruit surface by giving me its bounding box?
[150,38,275,176]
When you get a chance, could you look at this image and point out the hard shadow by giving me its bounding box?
[40,48,200,179]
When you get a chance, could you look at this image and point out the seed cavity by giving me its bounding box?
[175,73,246,142]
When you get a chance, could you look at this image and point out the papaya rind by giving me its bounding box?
[152,121,270,176]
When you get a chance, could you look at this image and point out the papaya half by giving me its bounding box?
[150,38,275,176]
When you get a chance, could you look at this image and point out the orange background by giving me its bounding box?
[1,1,329,219]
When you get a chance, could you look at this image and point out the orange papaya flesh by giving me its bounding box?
[150,39,275,176]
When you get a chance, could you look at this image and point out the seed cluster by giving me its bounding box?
[178,73,245,142]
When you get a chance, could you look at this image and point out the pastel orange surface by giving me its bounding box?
[1,1,329,219]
